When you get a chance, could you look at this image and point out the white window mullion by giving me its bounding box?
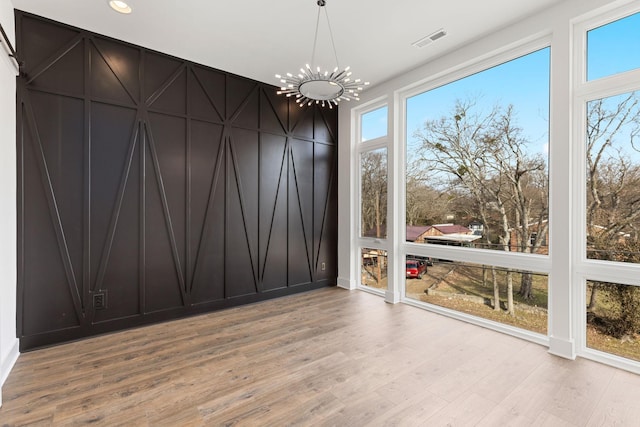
[546,12,576,360]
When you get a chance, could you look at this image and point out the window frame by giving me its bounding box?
[340,0,640,375]
[573,2,640,372]
[398,37,553,273]
[355,99,391,295]
[395,37,553,344]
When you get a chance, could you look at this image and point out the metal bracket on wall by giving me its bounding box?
[0,22,22,75]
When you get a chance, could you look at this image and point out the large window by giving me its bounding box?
[400,47,551,334]
[579,6,640,368]
[357,104,389,291]
[406,48,550,255]
[345,1,640,373]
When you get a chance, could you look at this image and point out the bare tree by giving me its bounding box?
[586,92,640,311]
[406,170,453,226]
[489,106,548,299]
[361,150,388,287]
[361,150,387,238]
[414,98,549,313]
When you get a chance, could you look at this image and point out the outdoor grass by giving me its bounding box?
[586,326,640,361]
[364,260,640,362]
[406,263,548,334]
[586,284,640,361]
[361,264,387,290]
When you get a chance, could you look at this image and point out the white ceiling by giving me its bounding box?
[12,0,565,89]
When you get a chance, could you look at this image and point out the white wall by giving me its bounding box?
[0,0,18,407]
[338,0,629,359]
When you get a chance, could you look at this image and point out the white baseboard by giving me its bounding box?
[336,277,356,290]
[385,290,400,304]
[548,336,576,360]
[1,337,19,387]
[0,338,19,408]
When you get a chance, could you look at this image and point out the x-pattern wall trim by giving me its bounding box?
[16,11,338,350]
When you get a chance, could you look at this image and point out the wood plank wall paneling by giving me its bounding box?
[15,11,338,351]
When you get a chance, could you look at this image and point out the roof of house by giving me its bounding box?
[365,223,474,241]
[424,234,482,243]
[432,224,471,234]
[406,225,432,241]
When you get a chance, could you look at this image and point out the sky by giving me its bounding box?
[360,10,640,162]
[587,11,640,81]
[405,47,550,159]
[361,106,388,142]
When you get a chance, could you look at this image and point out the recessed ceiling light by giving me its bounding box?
[109,0,132,14]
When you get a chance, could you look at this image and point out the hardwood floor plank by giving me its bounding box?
[318,393,397,426]
[534,411,579,427]
[471,342,547,404]
[544,359,613,425]
[266,391,345,426]
[585,369,640,426]
[487,357,573,421]
[1,287,639,426]
[475,404,538,426]
[368,388,449,427]
[424,391,496,426]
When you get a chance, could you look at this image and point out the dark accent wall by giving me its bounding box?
[16,11,338,351]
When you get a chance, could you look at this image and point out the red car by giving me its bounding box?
[406,259,427,279]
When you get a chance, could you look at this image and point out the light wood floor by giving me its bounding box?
[1,287,639,426]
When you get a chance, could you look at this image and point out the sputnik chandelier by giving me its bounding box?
[275,0,369,108]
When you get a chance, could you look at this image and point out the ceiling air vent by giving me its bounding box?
[411,29,447,48]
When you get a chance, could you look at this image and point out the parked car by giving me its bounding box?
[406,259,427,279]
[413,255,433,266]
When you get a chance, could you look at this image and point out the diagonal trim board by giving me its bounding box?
[91,37,139,106]
[227,135,259,295]
[261,137,289,283]
[189,131,226,295]
[315,146,337,273]
[289,145,314,283]
[191,66,224,123]
[92,118,140,297]
[24,33,83,86]
[21,92,83,321]
[143,118,187,305]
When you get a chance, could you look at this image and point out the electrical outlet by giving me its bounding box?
[93,292,107,310]
[321,262,326,271]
